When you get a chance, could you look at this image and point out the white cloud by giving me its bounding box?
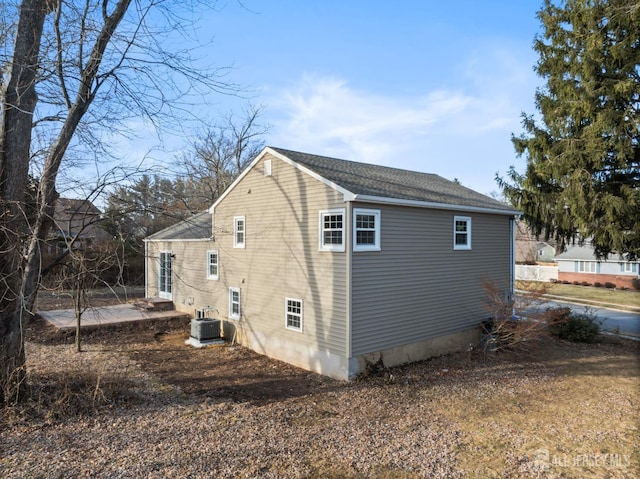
[270,75,477,164]
[267,47,539,194]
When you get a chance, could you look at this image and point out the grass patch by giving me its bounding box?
[5,325,639,478]
[429,338,640,478]
[517,281,640,308]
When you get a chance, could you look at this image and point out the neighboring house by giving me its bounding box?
[555,243,639,289]
[536,242,556,263]
[47,198,111,254]
[515,220,557,264]
[515,220,538,264]
[145,147,520,380]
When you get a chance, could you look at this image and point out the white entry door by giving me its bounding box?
[159,251,172,299]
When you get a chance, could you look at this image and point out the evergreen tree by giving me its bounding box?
[499,0,640,259]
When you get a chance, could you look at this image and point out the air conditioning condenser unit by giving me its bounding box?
[190,318,221,341]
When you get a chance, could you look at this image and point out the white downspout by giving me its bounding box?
[510,216,518,296]
[345,202,352,366]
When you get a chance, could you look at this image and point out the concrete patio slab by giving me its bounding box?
[38,303,190,331]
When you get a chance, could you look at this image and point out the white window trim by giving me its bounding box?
[319,208,346,252]
[577,261,598,273]
[353,208,381,252]
[233,216,245,249]
[207,250,219,280]
[158,250,172,299]
[229,287,241,320]
[264,159,272,176]
[453,216,472,250]
[285,297,303,332]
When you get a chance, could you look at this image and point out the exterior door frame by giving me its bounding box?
[159,250,172,299]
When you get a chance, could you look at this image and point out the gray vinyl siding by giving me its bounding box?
[351,204,512,356]
[210,153,348,356]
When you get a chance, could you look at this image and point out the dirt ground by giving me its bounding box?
[30,290,336,403]
[4,290,637,478]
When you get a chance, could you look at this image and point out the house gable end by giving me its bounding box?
[209,147,356,215]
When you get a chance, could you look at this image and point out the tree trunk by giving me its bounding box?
[0,0,48,404]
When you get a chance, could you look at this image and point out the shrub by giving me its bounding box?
[480,280,549,353]
[549,309,601,343]
[581,281,591,286]
[632,278,640,291]
[572,281,581,285]
[604,282,616,289]
[545,306,572,325]
[594,282,602,287]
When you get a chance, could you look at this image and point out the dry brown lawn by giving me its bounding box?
[1,318,639,478]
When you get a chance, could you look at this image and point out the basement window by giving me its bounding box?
[285,298,303,332]
[229,288,241,320]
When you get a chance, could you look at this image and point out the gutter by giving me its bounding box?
[351,194,520,216]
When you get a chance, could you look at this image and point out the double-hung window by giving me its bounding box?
[353,208,381,252]
[207,250,219,280]
[229,287,241,320]
[319,209,345,252]
[453,216,472,250]
[621,262,637,273]
[285,298,303,332]
[234,216,245,248]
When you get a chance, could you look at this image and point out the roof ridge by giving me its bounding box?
[270,146,443,179]
[269,146,515,214]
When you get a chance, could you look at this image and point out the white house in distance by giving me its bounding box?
[555,242,639,289]
[144,147,520,380]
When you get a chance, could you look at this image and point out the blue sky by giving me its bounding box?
[124,0,545,197]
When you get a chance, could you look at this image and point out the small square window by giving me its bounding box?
[453,216,471,250]
[285,298,303,332]
[229,288,240,320]
[353,209,381,251]
[207,250,218,280]
[234,216,245,248]
[319,209,345,252]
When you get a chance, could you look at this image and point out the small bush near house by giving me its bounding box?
[572,281,581,285]
[632,278,640,291]
[581,281,590,286]
[594,282,602,287]
[480,280,549,352]
[548,308,601,343]
[604,282,616,289]
[549,278,558,283]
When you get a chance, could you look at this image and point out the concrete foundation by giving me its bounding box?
[237,324,480,381]
[350,328,481,379]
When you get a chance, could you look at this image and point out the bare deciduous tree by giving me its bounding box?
[1,0,238,403]
[180,104,269,210]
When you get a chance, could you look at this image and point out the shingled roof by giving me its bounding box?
[146,211,212,241]
[269,147,516,213]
